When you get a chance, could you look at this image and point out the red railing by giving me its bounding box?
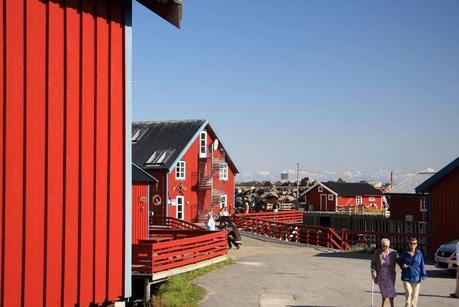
[132,230,228,274]
[234,215,351,250]
[234,210,303,223]
[150,216,205,232]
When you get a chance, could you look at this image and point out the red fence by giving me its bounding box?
[132,230,228,274]
[234,210,303,223]
[234,215,351,250]
[150,216,205,231]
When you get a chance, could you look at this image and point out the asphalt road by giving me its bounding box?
[197,235,458,307]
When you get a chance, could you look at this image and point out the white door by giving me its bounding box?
[320,194,327,211]
[176,196,185,220]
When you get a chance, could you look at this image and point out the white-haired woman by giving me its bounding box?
[371,238,399,307]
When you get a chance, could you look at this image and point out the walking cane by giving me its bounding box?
[371,277,375,307]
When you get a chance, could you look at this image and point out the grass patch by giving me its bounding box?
[154,257,235,307]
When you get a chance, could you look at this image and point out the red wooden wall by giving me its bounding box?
[132,183,149,244]
[428,167,459,254]
[304,185,336,211]
[337,196,382,209]
[0,0,127,306]
[388,195,426,222]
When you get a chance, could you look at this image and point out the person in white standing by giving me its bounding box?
[450,241,459,299]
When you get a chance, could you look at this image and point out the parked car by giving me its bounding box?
[434,239,458,272]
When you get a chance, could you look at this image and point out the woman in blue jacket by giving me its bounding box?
[397,237,427,307]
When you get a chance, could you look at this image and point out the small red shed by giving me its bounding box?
[132,163,158,244]
[301,181,383,212]
[386,172,435,223]
[132,120,239,223]
[0,1,182,306]
[416,156,459,255]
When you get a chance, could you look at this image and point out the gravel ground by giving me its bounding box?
[197,235,458,307]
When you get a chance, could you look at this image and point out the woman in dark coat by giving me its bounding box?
[371,238,398,307]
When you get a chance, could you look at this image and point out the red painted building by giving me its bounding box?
[0,0,182,306]
[132,120,239,223]
[132,164,158,244]
[416,156,459,255]
[301,181,383,212]
[386,172,435,223]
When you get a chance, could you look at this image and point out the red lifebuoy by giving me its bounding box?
[152,194,162,206]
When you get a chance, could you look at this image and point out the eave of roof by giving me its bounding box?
[136,0,182,28]
[132,163,158,183]
[386,172,435,195]
[416,156,459,193]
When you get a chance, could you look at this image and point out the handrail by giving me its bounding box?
[132,230,228,274]
[235,215,350,251]
[234,210,303,223]
[150,216,205,231]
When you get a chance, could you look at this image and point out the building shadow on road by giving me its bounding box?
[313,251,372,260]
[364,290,452,299]
[426,269,456,279]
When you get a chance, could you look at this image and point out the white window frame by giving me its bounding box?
[219,163,228,181]
[176,196,185,220]
[318,186,323,192]
[328,194,333,201]
[356,196,363,205]
[420,197,428,212]
[219,194,227,209]
[131,129,141,142]
[418,221,427,234]
[369,197,375,201]
[175,161,186,180]
[199,131,207,158]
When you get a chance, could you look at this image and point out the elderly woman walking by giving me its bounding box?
[371,238,398,307]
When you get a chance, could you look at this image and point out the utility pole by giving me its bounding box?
[296,162,300,203]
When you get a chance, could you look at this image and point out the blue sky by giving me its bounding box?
[132,0,459,183]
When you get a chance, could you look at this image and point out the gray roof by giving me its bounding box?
[132,163,158,183]
[132,119,239,174]
[387,172,435,195]
[132,119,206,171]
[322,182,382,196]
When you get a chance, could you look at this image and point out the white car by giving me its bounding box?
[434,239,458,272]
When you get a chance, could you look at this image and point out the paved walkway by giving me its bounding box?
[197,235,458,307]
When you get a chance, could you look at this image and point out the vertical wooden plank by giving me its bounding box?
[45,2,65,305]
[23,0,46,306]
[94,0,109,301]
[79,0,95,305]
[63,1,81,306]
[0,0,4,301]
[108,0,124,298]
[2,0,24,306]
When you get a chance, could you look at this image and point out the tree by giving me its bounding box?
[300,177,309,186]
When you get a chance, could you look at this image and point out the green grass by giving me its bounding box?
[154,258,235,307]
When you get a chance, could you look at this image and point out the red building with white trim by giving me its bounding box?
[132,120,239,223]
[416,156,459,255]
[386,172,435,222]
[301,181,383,212]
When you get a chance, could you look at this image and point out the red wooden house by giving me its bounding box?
[132,163,158,244]
[386,172,435,223]
[301,181,383,212]
[0,0,182,306]
[416,156,459,255]
[132,119,239,223]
